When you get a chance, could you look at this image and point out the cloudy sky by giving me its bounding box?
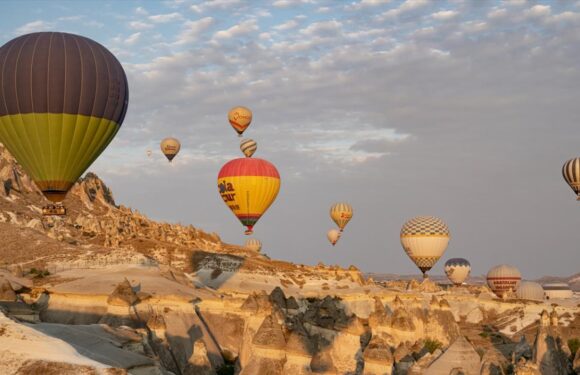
[1,0,579,278]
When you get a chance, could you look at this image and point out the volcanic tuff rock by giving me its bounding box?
[362,333,394,375]
[423,336,480,374]
[0,277,16,301]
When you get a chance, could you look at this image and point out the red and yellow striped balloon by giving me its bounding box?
[218,158,280,234]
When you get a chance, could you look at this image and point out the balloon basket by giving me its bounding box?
[42,204,66,216]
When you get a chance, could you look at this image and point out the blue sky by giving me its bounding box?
[1,0,580,278]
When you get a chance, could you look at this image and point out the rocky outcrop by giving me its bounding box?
[532,310,573,375]
[107,279,139,306]
[423,336,480,374]
[0,277,16,301]
[187,340,216,375]
[363,333,394,375]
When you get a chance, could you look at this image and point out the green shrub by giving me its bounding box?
[479,332,489,338]
[568,338,580,356]
[424,339,443,353]
[216,364,235,375]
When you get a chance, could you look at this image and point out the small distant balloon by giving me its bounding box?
[327,229,341,246]
[444,258,471,286]
[330,203,353,232]
[228,106,252,137]
[160,137,181,162]
[562,157,580,200]
[146,149,152,158]
[240,138,257,158]
[245,238,262,252]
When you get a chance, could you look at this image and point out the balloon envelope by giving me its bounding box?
[228,106,252,136]
[160,137,180,162]
[444,258,471,285]
[562,158,580,200]
[0,32,128,202]
[218,158,280,234]
[516,281,544,301]
[327,229,341,246]
[330,203,353,231]
[240,138,257,158]
[245,238,262,252]
[486,264,521,297]
[400,216,450,276]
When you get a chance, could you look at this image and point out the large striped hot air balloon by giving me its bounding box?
[486,264,521,297]
[0,32,128,204]
[400,216,450,278]
[330,203,353,232]
[562,158,580,200]
[444,258,471,286]
[228,106,252,137]
[218,158,280,235]
[160,137,181,162]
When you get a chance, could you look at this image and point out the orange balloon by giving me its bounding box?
[228,106,252,136]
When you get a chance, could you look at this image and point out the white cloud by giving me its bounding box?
[174,17,214,45]
[135,6,148,16]
[149,13,183,23]
[487,8,508,19]
[380,0,430,18]
[466,21,487,33]
[346,0,391,11]
[213,20,258,40]
[524,4,551,18]
[431,10,458,21]
[15,20,55,35]
[125,32,142,45]
[300,20,342,37]
[547,11,580,24]
[129,21,154,30]
[273,19,299,31]
[272,0,314,8]
[503,0,526,6]
[191,0,242,13]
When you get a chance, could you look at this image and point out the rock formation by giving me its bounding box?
[423,336,480,374]
[0,277,16,301]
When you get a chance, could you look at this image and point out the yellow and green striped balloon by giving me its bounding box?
[0,32,128,202]
[330,202,353,231]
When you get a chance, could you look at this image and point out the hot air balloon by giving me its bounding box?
[160,137,180,162]
[486,264,521,297]
[146,149,152,158]
[327,229,341,246]
[444,258,471,286]
[400,216,450,278]
[240,138,257,158]
[562,158,580,200]
[330,203,353,232]
[516,281,544,301]
[245,238,262,252]
[0,32,128,210]
[218,158,280,235]
[228,106,252,136]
